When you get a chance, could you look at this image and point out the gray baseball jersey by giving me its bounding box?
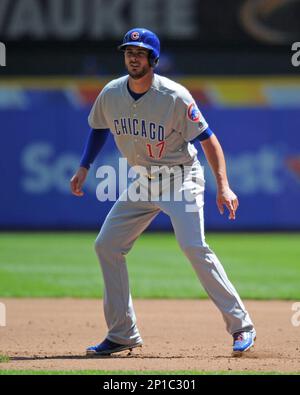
[88,74,208,168]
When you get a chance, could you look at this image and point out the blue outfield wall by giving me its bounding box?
[0,92,300,230]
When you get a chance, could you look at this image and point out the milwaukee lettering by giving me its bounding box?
[0,0,197,40]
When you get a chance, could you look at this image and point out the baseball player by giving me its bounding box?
[70,28,256,356]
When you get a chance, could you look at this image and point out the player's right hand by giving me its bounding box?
[70,167,88,197]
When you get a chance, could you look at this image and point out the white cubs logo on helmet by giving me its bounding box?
[187,103,201,122]
[131,31,140,40]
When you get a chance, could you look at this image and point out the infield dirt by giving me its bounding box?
[0,299,299,372]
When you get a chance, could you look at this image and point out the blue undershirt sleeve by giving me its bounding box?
[80,128,109,170]
[191,127,214,144]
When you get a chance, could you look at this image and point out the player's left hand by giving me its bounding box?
[216,187,239,220]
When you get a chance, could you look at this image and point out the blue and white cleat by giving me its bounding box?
[232,329,256,356]
[86,338,143,356]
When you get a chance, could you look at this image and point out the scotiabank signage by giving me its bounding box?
[0,83,300,230]
[0,0,299,45]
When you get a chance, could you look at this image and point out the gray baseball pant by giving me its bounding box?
[94,165,254,345]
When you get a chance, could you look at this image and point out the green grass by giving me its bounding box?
[0,370,299,375]
[0,355,10,363]
[0,232,299,299]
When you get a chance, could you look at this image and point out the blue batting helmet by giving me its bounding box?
[118,28,160,67]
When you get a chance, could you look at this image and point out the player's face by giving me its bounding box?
[124,46,151,79]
